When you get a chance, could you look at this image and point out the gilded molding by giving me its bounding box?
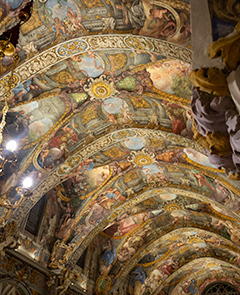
[0,35,192,89]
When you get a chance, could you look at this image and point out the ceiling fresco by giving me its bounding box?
[0,0,240,295]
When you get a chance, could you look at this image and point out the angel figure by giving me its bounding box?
[67,8,85,31]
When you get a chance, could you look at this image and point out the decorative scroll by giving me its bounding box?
[0,35,192,91]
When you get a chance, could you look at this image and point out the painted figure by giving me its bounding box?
[149,6,176,37]
[67,8,85,31]
[52,17,68,37]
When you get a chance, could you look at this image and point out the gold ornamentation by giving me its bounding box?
[57,40,88,57]
[16,51,60,81]
[50,240,76,269]
[128,95,151,108]
[0,207,11,225]
[190,67,230,96]
[0,221,18,257]
[150,138,165,147]
[81,0,104,9]
[108,53,127,71]
[208,22,240,70]
[166,204,181,211]
[55,185,71,202]
[81,105,98,124]
[84,75,118,101]
[0,75,16,145]
[124,36,154,51]
[103,147,126,158]
[228,172,240,180]
[145,90,190,107]
[50,69,76,85]
[123,170,139,184]
[0,187,31,210]
[95,274,112,295]
[0,39,16,58]
[188,238,203,244]
[0,35,192,90]
[182,154,224,173]
[152,39,192,63]
[167,165,181,173]
[87,36,127,51]
[128,148,156,167]
[21,9,43,35]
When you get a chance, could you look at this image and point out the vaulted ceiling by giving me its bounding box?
[0,0,240,294]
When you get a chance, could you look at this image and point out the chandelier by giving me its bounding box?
[0,1,33,177]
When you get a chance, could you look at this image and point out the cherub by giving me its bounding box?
[67,8,85,31]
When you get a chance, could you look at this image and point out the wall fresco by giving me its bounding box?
[13,0,191,69]
[1,0,240,294]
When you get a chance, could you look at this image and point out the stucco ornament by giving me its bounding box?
[56,269,80,295]
[128,148,156,167]
[50,240,77,269]
[84,75,119,101]
[0,222,19,258]
[95,274,112,295]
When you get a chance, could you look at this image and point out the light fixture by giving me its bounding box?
[0,2,33,178]
[12,185,33,208]
[6,140,17,152]
[22,177,33,188]
[0,41,19,178]
[0,144,17,177]
[0,177,32,209]
[0,1,32,64]
[15,177,33,207]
